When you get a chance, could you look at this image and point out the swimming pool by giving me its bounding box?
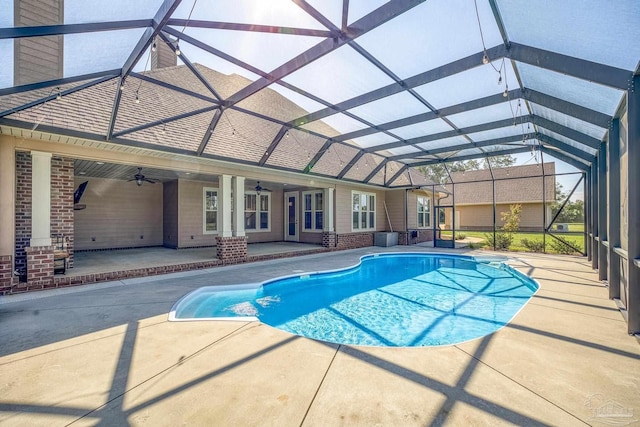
[170,253,538,347]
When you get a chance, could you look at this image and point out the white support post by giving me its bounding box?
[232,176,245,237]
[323,187,334,232]
[30,151,52,247]
[218,174,233,238]
[0,138,16,257]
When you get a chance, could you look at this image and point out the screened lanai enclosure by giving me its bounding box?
[0,0,638,333]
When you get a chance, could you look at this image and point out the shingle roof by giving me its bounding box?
[441,163,556,204]
[6,63,368,179]
[4,62,442,188]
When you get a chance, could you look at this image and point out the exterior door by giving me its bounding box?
[284,192,299,242]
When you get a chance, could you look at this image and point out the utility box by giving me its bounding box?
[375,232,398,247]
[555,223,569,232]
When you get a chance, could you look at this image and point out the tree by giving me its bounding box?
[550,182,584,223]
[502,203,522,233]
[416,155,516,184]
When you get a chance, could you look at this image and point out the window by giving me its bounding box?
[417,195,431,228]
[352,191,376,231]
[204,188,270,233]
[245,192,270,231]
[303,191,324,231]
[203,187,218,233]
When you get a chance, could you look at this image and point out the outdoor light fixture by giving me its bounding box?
[482,53,489,64]
[135,91,140,104]
[151,41,157,52]
[56,87,61,100]
[175,42,181,56]
[503,88,509,97]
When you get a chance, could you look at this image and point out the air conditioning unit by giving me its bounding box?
[555,223,569,232]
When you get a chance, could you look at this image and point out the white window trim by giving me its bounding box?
[203,187,218,235]
[417,195,432,229]
[244,191,271,233]
[302,190,324,233]
[351,190,376,232]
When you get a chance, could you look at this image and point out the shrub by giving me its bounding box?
[482,204,522,251]
[483,231,513,250]
[549,239,581,255]
[455,233,466,240]
[521,238,545,253]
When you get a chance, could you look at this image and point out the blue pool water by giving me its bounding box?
[170,253,538,347]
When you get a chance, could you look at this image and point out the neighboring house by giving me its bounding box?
[440,163,556,232]
[0,44,442,292]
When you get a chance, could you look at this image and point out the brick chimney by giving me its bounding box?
[151,36,178,70]
[14,0,64,86]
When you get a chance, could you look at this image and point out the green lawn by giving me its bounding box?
[442,230,584,254]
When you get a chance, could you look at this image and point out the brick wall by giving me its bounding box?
[322,232,337,248]
[25,246,54,289]
[335,232,374,250]
[0,255,13,290]
[215,236,248,262]
[15,152,31,277]
[399,229,435,245]
[14,152,75,277]
[51,157,75,266]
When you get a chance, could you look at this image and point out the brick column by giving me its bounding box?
[15,151,32,277]
[322,231,336,248]
[51,157,75,266]
[26,246,54,288]
[0,255,13,292]
[215,236,248,263]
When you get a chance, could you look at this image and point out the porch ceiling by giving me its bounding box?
[72,159,288,192]
[1,0,638,186]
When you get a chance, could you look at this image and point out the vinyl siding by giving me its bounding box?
[163,180,179,248]
[335,184,386,234]
[446,203,548,230]
[74,177,163,250]
[177,180,216,248]
[384,189,405,231]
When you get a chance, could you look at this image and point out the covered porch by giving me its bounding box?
[31,242,327,291]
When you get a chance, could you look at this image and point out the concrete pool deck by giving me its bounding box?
[0,246,638,426]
